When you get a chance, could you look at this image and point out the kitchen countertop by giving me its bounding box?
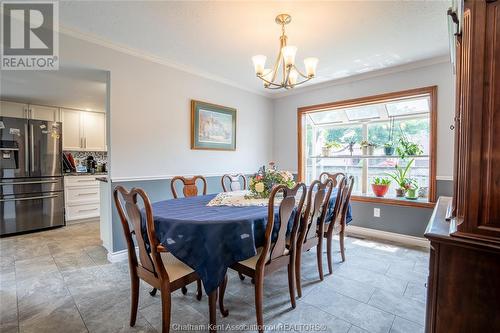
[64,172,108,177]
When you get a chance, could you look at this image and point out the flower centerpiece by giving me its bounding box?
[247,162,295,199]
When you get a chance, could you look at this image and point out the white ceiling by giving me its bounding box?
[59,1,450,96]
[0,68,107,111]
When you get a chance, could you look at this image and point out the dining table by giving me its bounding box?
[147,189,352,295]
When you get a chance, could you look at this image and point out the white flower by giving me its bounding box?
[255,182,264,193]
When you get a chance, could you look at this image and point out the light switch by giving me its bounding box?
[374,208,380,217]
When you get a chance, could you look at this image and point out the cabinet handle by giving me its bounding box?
[77,192,98,196]
[78,208,98,212]
[85,137,87,148]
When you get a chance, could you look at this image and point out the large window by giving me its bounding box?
[298,87,437,207]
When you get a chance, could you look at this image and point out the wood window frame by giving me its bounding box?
[297,86,438,209]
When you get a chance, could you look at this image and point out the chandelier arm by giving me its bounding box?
[290,76,312,87]
[270,47,282,84]
[292,65,310,79]
[258,75,283,87]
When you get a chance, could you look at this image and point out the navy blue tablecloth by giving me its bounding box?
[149,191,352,294]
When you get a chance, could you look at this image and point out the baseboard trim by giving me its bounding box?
[346,225,429,249]
[107,247,138,263]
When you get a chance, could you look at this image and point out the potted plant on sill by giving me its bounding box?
[371,177,391,197]
[360,140,376,155]
[322,141,341,157]
[396,132,423,159]
[404,180,419,200]
[384,142,395,156]
[386,159,414,197]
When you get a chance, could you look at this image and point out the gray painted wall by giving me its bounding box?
[349,179,453,237]
[109,177,452,252]
[110,175,248,252]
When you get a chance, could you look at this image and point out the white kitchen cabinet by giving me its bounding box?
[64,175,100,221]
[0,101,28,118]
[82,112,106,151]
[61,108,83,150]
[28,104,60,122]
[61,109,106,151]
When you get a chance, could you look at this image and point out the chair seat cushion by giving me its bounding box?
[150,252,194,282]
[239,247,289,269]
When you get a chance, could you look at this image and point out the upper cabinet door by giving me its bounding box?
[61,109,83,151]
[28,105,59,122]
[0,101,28,118]
[82,112,106,151]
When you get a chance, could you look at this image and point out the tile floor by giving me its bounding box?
[0,221,428,333]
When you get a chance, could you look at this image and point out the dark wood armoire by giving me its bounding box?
[424,0,500,332]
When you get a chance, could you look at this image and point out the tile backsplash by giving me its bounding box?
[65,151,107,166]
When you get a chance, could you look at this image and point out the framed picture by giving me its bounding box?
[191,100,237,151]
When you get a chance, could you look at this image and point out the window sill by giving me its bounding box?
[351,194,436,208]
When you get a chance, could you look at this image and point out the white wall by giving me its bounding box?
[59,33,274,180]
[272,61,456,179]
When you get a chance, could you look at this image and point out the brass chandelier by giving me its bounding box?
[252,14,318,90]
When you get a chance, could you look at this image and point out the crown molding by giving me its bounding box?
[58,25,269,98]
[270,55,451,99]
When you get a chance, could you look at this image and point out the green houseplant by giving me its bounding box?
[404,180,419,200]
[386,159,414,197]
[371,177,391,197]
[384,117,396,156]
[396,135,423,159]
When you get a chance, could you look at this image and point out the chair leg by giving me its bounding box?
[208,291,217,332]
[238,272,245,281]
[287,262,296,309]
[196,279,202,301]
[326,234,333,275]
[160,287,171,333]
[181,286,188,295]
[317,239,324,281]
[295,247,303,298]
[218,274,229,317]
[150,288,158,296]
[254,275,264,333]
[130,275,140,327]
[340,231,346,262]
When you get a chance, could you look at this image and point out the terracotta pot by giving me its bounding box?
[371,184,389,197]
[395,188,405,197]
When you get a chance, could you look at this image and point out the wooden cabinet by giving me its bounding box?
[425,1,500,332]
[28,104,60,122]
[0,101,28,118]
[64,175,100,221]
[61,108,84,150]
[61,109,106,151]
[0,101,59,121]
[82,112,106,151]
[450,0,500,242]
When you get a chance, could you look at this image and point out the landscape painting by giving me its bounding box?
[191,100,236,150]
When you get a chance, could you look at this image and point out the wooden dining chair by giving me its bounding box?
[221,174,247,192]
[324,175,354,271]
[222,183,307,333]
[295,178,334,297]
[320,172,345,187]
[170,175,207,198]
[113,186,218,333]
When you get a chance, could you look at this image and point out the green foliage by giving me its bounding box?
[396,137,423,159]
[325,141,342,149]
[386,159,414,189]
[372,177,391,185]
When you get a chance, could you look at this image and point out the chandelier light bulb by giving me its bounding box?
[252,55,267,76]
[288,69,298,86]
[282,46,297,67]
[304,57,319,77]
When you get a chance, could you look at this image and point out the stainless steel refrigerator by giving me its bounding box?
[0,116,64,236]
